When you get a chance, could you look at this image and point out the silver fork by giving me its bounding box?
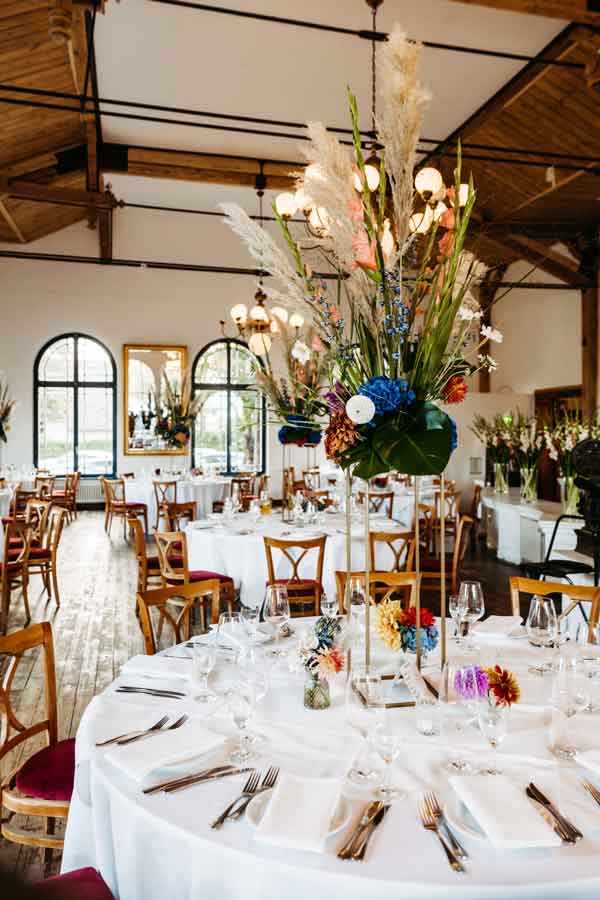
[424,792,468,860]
[228,766,279,820]
[211,770,260,830]
[96,715,169,747]
[418,801,465,873]
[117,714,188,745]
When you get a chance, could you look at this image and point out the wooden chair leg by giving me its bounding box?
[143,509,149,534]
[44,817,55,871]
[0,581,8,635]
[21,577,31,623]
[51,564,60,608]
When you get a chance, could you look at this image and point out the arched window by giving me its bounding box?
[192,339,266,474]
[34,333,116,476]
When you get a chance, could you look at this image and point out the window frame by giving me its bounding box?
[33,332,117,477]
[191,337,266,476]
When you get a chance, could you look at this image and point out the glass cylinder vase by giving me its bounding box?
[304,673,331,710]
[564,475,580,515]
[520,466,538,503]
[493,463,508,494]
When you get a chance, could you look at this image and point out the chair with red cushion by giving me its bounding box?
[128,516,163,594]
[137,581,222,652]
[1,521,32,634]
[51,472,79,524]
[100,476,148,538]
[154,530,234,630]
[26,507,67,609]
[0,622,73,862]
[34,867,114,899]
[263,534,327,617]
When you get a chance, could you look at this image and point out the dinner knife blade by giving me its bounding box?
[142,765,238,795]
[353,803,390,860]
[528,783,583,841]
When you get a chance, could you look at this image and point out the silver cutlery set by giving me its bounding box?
[115,684,187,699]
[210,766,279,829]
[337,800,390,861]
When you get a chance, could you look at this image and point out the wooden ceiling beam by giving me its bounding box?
[449,0,600,27]
[481,230,590,287]
[0,195,26,242]
[0,177,116,210]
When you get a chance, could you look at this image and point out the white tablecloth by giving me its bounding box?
[62,625,600,900]
[125,478,231,529]
[0,488,10,556]
[186,512,411,608]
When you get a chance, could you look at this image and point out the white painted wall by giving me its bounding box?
[490,261,581,394]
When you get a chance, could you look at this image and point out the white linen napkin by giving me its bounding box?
[105,722,225,783]
[450,775,561,849]
[473,615,523,637]
[121,655,191,681]
[255,772,340,853]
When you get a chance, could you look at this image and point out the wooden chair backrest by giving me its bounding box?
[46,507,67,553]
[263,535,326,586]
[128,516,148,564]
[451,515,474,584]
[2,522,32,569]
[231,476,254,497]
[434,489,461,521]
[302,467,320,490]
[470,483,482,519]
[257,474,270,495]
[335,570,418,613]
[165,501,197,531]
[11,485,36,518]
[121,472,135,479]
[35,475,56,499]
[369,530,415,572]
[358,490,395,517]
[103,478,125,504]
[137,581,221,654]
[154,480,178,508]
[509,576,600,633]
[25,498,52,544]
[0,621,58,762]
[154,530,187,583]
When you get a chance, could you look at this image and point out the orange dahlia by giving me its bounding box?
[485,665,520,707]
[443,375,468,404]
[324,411,359,462]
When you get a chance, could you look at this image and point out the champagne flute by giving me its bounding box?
[228,683,255,764]
[459,581,485,651]
[264,585,290,657]
[441,660,473,774]
[190,636,217,703]
[345,670,382,783]
[372,716,403,801]
[478,702,509,775]
[449,593,467,644]
[526,595,558,675]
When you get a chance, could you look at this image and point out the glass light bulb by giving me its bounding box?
[364,164,380,192]
[458,183,470,207]
[269,320,279,333]
[432,201,448,222]
[271,306,289,323]
[294,188,314,215]
[289,312,304,328]
[308,206,330,234]
[275,192,297,219]
[230,303,247,323]
[352,168,364,192]
[249,332,271,355]
[250,304,269,323]
[408,207,434,235]
[414,166,444,199]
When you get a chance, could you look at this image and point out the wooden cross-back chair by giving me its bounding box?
[369,530,416,573]
[415,502,435,554]
[420,514,474,595]
[335,570,419,614]
[25,498,53,546]
[263,535,326,617]
[137,581,222,653]
[358,490,395,518]
[1,522,32,634]
[509,577,600,637]
[0,621,74,860]
[165,500,197,531]
[308,489,334,508]
[3,484,36,525]
[100,477,148,538]
[302,467,320,491]
[26,507,67,608]
[154,530,235,629]
[432,489,462,553]
[35,475,56,500]
[153,480,178,530]
[128,516,163,594]
[52,472,80,522]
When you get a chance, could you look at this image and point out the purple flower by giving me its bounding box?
[324,381,348,414]
[453,665,489,700]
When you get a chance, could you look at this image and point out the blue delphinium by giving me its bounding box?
[401,624,439,654]
[358,375,416,419]
[450,417,458,452]
[314,615,344,650]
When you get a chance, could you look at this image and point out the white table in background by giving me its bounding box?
[125,478,231,530]
[186,511,410,608]
[62,623,600,900]
[0,487,10,556]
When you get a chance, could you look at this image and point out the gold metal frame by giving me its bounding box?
[123,344,188,456]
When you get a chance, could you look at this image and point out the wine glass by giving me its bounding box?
[458,581,485,651]
[228,683,256,765]
[371,716,403,801]
[449,593,467,644]
[264,585,290,656]
[526,595,558,675]
[550,661,589,760]
[190,636,217,703]
[441,660,474,774]
[217,611,247,662]
[576,622,600,712]
[320,591,337,617]
[345,670,382,784]
[240,605,261,643]
[238,655,270,748]
[478,702,509,775]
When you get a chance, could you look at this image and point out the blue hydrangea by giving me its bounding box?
[450,417,458,452]
[401,625,438,653]
[358,376,416,419]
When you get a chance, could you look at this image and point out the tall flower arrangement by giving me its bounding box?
[508,411,545,502]
[222,27,494,479]
[544,413,599,512]
[471,412,512,492]
[0,378,15,444]
[253,322,328,446]
[154,370,205,450]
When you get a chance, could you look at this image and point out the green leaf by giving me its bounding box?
[372,403,454,476]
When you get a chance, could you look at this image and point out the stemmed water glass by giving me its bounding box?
[449,593,468,644]
[371,715,403,801]
[264,585,290,656]
[441,660,481,775]
[320,591,337,617]
[345,670,382,784]
[550,659,590,760]
[217,611,247,662]
[240,604,261,644]
[190,635,217,703]
[526,595,558,675]
[458,581,485,651]
[576,622,600,712]
[228,682,256,764]
[477,702,509,775]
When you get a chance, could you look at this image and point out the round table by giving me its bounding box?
[62,624,600,900]
[125,478,231,529]
[185,511,411,608]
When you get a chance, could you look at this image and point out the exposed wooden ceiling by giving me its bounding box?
[451,0,600,26]
[0,1,598,283]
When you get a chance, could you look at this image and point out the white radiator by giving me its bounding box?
[76,479,104,506]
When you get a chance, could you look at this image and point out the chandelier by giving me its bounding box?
[229,165,304,355]
[408,166,469,235]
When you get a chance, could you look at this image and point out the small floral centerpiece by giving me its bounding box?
[154,370,204,451]
[508,411,545,503]
[299,616,346,710]
[377,601,438,657]
[0,378,15,444]
[545,413,599,514]
[472,412,512,493]
[454,664,520,707]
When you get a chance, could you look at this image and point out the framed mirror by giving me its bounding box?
[123,344,188,455]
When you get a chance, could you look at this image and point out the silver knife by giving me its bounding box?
[143,765,240,796]
[528,782,583,841]
[353,803,390,860]
[164,767,254,795]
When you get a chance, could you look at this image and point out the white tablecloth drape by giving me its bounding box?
[186,512,412,607]
[125,478,231,530]
[62,625,600,900]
